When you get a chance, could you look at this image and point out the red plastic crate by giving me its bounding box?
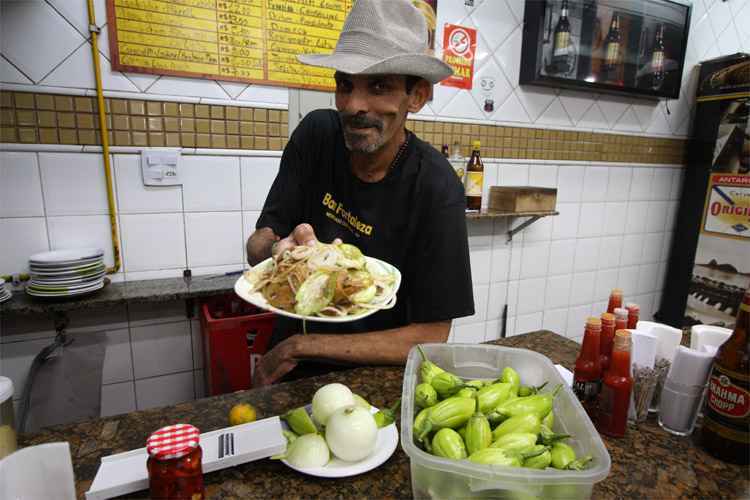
[200,293,275,396]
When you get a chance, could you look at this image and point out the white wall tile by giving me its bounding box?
[491,246,511,283]
[545,274,572,309]
[506,280,519,319]
[670,170,684,200]
[120,213,186,272]
[629,168,654,201]
[665,201,679,232]
[484,320,501,342]
[0,217,49,275]
[570,272,595,306]
[100,381,136,417]
[467,245,490,286]
[131,321,193,379]
[542,308,568,335]
[481,164,500,211]
[101,328,133,385]
[528,165,557,188]
[468,220,494,248]
[566,304,592,339]
[456,285,489,326]
[651,169,673,201]
[637,263,660,295]
[128,301,187,326]
[606,167,632,202]
[499,164,529,186]
[517,277,546,315]
[47,215,120,268]
[0,152,44,217]
[552,203,580,240]
[581,167,609,202]
[557,166,585,202]
[598,236,623,269]
[603,202,627,235]
[135,371,195,410]
[548,239,576,276]
[0,337,53,396]
[241,156,280,211]
[594,268,619,302]
[656,262,667,291]
[39,153,111,215]
[515,312,542,335]
[194,370,206,399]
[185,212,243,267]
[617,266,640,298]
[621,234,645,266]
[67,307,129,333]
[642,232,664,264]
[487,282,508,321]
[509,245,522,281]
[661,232,674,262]
[520,241,550,279]
[574,238,600,272]
[453,322,486,344]
[578,203,605,237]
[114,154,182,213]
[522,216,553,242]
[190,320,203,370]
[182,156,241,212]
[646,201,669,233]
[625,201,649,234]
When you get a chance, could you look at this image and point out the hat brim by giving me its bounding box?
[297,52,453,84]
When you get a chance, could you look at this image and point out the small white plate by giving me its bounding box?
[280,406,398,478]
[26,281,104,297]
[30,265,105,278]
[234,256,401,323]
[29,256,103,268]
[29,248,104,264]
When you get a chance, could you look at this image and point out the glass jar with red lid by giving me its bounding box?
[146,423,204,500]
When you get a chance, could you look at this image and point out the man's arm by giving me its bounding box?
[246,227,277,266]
[253,321,450,386]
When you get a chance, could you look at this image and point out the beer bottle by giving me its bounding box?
[464,140,484,211]
[441,144,449,158]
[651,23,666,90]
[701,288,750,465]
[551,0,571,75]
[602,13,622,83]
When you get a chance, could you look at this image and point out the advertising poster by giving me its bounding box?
[441,24,477,89]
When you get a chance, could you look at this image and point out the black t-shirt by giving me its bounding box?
[256,109,474,373]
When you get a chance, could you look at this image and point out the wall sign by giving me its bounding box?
[440,24,476,90]
[703,174,750,239]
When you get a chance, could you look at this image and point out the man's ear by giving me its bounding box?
[407,79,432,113]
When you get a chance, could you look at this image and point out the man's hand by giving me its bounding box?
[272,223,341,258]
[252,336,301,387]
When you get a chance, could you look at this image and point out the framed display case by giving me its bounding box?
[520,0,691,99]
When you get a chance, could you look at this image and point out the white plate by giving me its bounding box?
[234,256,401,323]
[0,291,11,303]
[30,272,106,284]
[30,266,105,278]
[29,256,103,268]
[280,406,398,478]
[28,279,104,292]
[29,248,103,264]
[26,281,104,297]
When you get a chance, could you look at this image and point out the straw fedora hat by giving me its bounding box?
[297,0,453,84]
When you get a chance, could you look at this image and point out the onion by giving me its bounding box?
[312,383,355,426]
[285,433,330,468]
[325,406,378,462]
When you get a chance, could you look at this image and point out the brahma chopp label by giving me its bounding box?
[702,174,750,239]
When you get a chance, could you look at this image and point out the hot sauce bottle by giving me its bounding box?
[626,303,640,329]
[597,330,633,438]
[600,313,616,372]
[607,289,623,314]
[573,317,603,420]
[614,307,628,332]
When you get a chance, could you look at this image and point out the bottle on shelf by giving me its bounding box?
[600,312,616,372]
[607,288,623,314]
[651,23,666,90]
[451,140,465,181]
[441,144,450,158]
[602,13,622,84]
[551,0,572,75]
[597,330,634,438]
[626,303,639,329]
[574,317,603,420]
[701,288,750,465]
[464,140,484,211]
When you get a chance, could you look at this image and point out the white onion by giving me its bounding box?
[285,433,330,468]
[325,406,378,462]
[312,383,355,426]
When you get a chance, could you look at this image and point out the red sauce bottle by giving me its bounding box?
[573,317,603,420]
[146,424,205,500]
[625,303,640,329]
[614,307,628,333]
[597,330,633,438]
[607,288,623,314]
[599,313,616,372]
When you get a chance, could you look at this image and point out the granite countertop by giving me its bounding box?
[18,331,749,499]
[0,274,239,316]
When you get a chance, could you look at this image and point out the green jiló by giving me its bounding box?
[415,383,439,408]
[432,428,468,460]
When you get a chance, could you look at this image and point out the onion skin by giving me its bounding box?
[325,406,378,462]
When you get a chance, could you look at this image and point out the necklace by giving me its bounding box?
[388,130,411,171]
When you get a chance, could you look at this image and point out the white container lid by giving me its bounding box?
[0,376,13,403]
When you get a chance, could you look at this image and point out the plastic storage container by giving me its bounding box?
[200,293,275,395]
[400,343,611,500]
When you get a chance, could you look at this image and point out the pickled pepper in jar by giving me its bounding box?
[146,424,205,499]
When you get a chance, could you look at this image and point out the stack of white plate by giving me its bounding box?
[27,248,106,298]
[0,278,11,303]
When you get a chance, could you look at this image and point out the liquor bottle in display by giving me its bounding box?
[551,0,572,75]
[573,317,603,420]
[602,13,622,84]
[464,140,484,211]
[451,140,465,181]
[701,288,750,465]
[597,330,633,438]
[441,144,449,158]
[651,23,666,90]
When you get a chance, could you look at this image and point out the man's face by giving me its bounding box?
[335,73,413,154]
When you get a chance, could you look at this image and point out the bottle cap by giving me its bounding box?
[613,329,631,351]
[586,316,601,328]
[626,303,640,313]
[147,424,200,460]
[601,312,615,323]
[611,288,623,297]
[472,140,481,149]
[614,307,629,320]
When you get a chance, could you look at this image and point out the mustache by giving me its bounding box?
[339,112,384,132]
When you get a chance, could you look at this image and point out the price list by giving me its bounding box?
[107,0,354,90]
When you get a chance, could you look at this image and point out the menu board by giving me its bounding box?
[106,0,354,91]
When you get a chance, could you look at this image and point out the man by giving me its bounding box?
[246,0,474,386]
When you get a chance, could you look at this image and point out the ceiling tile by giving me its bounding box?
[147,75,228,100]
[707,0,733,38]
[612,107,641,132]
[596,96,630,127]
[40,40,139,92]
[236,85,289,106]
[559,90,596,124]
[46,0,107,39]
[0,55,32,84]
[470,57,513,118]
[515,86,556,122]
[536,98,573,127]
[1,1,85,83]
[492,91,530,123]
[218,81,250,99]
[577,102,609,130]
[496,26,523,88]
[470,0,519,51]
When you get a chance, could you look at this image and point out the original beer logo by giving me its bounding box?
[708,374,750,418]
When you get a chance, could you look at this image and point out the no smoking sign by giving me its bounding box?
[441,24,477,89]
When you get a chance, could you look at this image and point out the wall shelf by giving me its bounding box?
[466,210,559,242]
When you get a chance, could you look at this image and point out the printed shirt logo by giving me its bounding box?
[322,192,373,237]
[708,374,750,418]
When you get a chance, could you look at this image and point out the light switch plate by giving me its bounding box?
[141,149,181,186]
